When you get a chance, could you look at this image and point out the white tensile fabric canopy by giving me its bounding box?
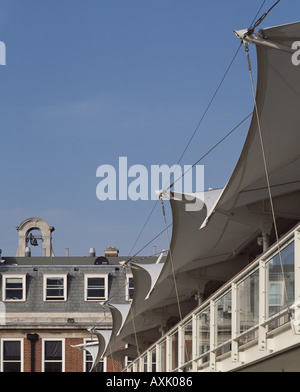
[90,21,300,366]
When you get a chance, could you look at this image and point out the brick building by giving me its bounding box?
[0,217,156,372]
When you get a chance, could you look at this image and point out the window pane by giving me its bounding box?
[87,277,105,299]
[88,278,104,287]
[5,278,23,300]
[3,341,21,360]
[47,277,63,286]
[6,289,23,300]
[142,355,147,372]
[44,362,62,372]
[43,340,63,372]
[3,362,21,372]
[45,341,62,360]
[46,289,64,298]
[128,277,134,300]
[2,341,21,373]
[46,277,65,299]
[87,289,105,298]
[151,349,156,372]
[86,361,103,373]
[6,278,23,288]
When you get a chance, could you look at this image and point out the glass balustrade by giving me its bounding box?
[237,268,259,346]
[123,228,299,373]
[216,291,232,356]
[267,241,294,330]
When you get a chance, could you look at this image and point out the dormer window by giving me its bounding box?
[43,274,67,301]
[2,275,26,302]
[84,274,108,301]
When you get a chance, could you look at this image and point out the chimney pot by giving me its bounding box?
[89,248,96,257]
[104,246,119,257]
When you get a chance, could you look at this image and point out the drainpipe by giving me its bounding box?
[27,333,39,372]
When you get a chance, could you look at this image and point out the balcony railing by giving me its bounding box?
[123,224,300,372]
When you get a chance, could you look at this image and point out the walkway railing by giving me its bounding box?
[123,224,300,372]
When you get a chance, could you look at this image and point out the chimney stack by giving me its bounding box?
[104,246,119,257]
[89,248,96,257]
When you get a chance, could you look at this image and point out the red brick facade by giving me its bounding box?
[23,337,84,372]
[106,357,121,372]
[2,335,121,372]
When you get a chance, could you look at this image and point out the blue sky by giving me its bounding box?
[0,0,298,257]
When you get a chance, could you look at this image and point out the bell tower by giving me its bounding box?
[16,217,55,257]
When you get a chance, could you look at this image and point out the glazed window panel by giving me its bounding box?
[46,278,64,299]
[1,340,22,372]
[142,354,147,372]
[2,275,26,302]
[85,275,108,301]
[43,339,64,372]
[43,275,67,301]
[159,340,167,372]
[151,348,156,372]
[87,277,105,299]
[126,275,134,301]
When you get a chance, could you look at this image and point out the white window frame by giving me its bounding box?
[42,338,65,372]
[124,343,135,368]
[84,274,108,301]
[126,274,134,301]
[0,338,24,372]
[43,274,67,302]
[2,274,26,302]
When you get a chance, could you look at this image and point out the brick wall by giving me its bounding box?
[23,337,83,372]
[106,356,121,372]
[65,338,83,372]
[22,336,121,372]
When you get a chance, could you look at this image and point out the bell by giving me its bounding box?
[31,238,38,246]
